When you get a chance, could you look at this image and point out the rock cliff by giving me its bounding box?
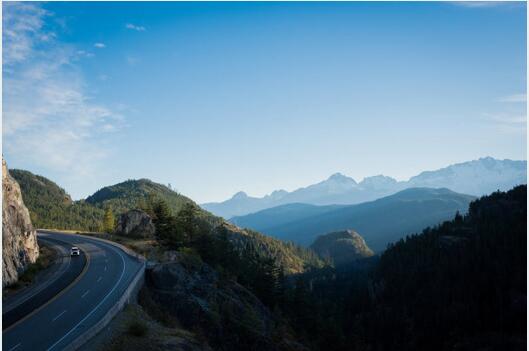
[115,209,155,238]
[145,251,308,351]
[3,158,39,287]
[310,229,374,266]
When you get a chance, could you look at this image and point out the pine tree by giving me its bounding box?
[103,207,115,233]
[176,203,198,243]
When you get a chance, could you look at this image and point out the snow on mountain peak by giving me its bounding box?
[327,173,357,184]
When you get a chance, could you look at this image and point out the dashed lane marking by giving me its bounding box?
[52,310,67,322]
[7,343,21,351]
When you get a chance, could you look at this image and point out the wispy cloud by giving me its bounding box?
[3,3,51,65]
[498,93,526,103]
[76,50,95,58]
[125,23,146,32]
[94,42,106,48]
[3,3,124,181]
[485,113,527,135]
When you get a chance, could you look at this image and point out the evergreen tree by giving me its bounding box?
[103,207,115,233]
[152,198,185,248]
[176,202,199,243]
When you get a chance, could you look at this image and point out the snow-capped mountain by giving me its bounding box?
[408,157,526,196]
[201,157,527,219]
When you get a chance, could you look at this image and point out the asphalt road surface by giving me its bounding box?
[3,236,87,329]
[2,231,144,351]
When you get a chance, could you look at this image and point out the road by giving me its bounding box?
[3,236,86,329]
[2,231,144,351]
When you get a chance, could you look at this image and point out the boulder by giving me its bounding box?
[310,229,374,266]
[115,209,155,238]
[2,158,39,287]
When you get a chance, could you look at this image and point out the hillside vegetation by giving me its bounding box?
[86,179,202,218]
[11,169,104,231]
[277,185,526,351]
[12,169,322,275]
[232,187,476,251]
[369,185,526,350]
[310,230,374,266]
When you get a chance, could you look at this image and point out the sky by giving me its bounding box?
[2,1,527,203]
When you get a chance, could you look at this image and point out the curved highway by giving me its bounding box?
[3,236,87,329]
[2,231,144,351]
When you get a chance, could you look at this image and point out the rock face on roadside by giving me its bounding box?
[146,251,307,351]
[310,229,374,266]
[2,159,39,287]
[115,209,155,238]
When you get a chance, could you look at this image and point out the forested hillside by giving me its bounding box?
[11,169,104,231]
[12,169,323,274]
[86,179,204,219]
[277,185,526,351]
[370,184,526,350]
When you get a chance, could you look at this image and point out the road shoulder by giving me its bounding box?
[3,237,66,312]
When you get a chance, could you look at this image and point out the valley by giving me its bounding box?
[3,2,526,350]
[3,157,526,351]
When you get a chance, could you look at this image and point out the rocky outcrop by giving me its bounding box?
[115,209,155,238]
[146,251,307,351]
[2,158,39,287]
[310,229,374,266]
[216,222,323,274]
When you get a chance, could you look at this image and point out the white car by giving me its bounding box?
[70,247,80,256]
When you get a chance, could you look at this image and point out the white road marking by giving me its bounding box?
[97,276,102,282]
[52,310,67,322]
[47,240,127,351]
[4,236,72,314]
[7,343,21,351]
[104,266,107,271]
[81,290,90,298]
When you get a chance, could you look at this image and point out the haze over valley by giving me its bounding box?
[2,2,526,351]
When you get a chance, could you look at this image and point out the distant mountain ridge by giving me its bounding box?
[231,187,476,251]
[202,157,526,218]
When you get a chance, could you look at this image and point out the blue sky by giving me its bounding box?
[3,1,527,202]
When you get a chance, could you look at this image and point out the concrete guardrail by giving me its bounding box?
[38,230,146,351]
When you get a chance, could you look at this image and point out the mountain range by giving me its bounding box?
[202,157,527,218]
[231,187,476,251]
